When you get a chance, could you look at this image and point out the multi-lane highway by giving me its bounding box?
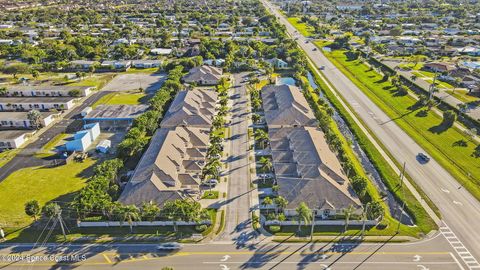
[0,235,467,270]
[261,0,480,267]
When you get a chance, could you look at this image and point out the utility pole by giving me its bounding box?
[57,210,67,241]
[396,162,406,234]
[428,72,438,100]
[361,202,370,237]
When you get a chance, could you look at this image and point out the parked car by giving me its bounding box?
[313,48,317,51]
[202,179,219,187]
[417,153,430,163]
[319,66,325,70]
[156,242,183,250]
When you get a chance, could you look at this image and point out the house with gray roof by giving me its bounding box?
[182,65,223,85]
[268,127,362,218]
[118,126,210,206]
[261,84,317,128]
[161,89,217,128]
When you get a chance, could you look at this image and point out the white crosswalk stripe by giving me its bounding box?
[440,225,480,270]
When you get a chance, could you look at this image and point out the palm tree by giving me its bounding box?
[262,197,273,213]
[141,201,160,222]
[296,202,312,233]
[121,205,140,233]
[252,113,261,124]
[255,129,269,149]
[259,156,272,174]
[252,97,262,111]
[27,110,42,129]
[274,196,288,215]
[344,205,355,232]
[25,200,41,221]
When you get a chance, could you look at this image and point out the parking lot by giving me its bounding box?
[101,73,166,93]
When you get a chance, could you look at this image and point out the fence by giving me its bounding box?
[77,220,211,228]
[264,219,378,226]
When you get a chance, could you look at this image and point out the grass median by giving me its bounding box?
[317,44,480,202]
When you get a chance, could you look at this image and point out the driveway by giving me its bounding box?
[215,73,256,246]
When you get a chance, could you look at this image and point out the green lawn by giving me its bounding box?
[287,17,315,37]
[0,158,97,227]
[446,89,480,103]
[201,191,219,199]
[125,67,159,74]
[68,74,116,89]
[319,46,480,201]
[0,149,20,168]
[92,92,146,108]
[35,133,67,158]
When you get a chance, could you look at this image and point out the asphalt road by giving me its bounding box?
[261,0,480,266]
[216,72,254,245]
[0,234,466,269]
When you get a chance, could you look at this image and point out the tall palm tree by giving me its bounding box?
[255,129,269,149]
[274,196,288,215]
[252,113,261,124]
[262,197,273,213]
[259,156,273,174]
[296,202,312,233]
[344,205,355,232]
[121,205,140,233]
[252,97,262,111]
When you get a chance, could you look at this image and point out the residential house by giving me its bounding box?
[269,127,362,218]
[0,111,60,129]
[182,65,223,85]
[266,58,289,69]
[0,130,32,149]
[100,60,132,70]
[70,60,98,71]
[161,89,218,128]
[3,86,93,97]
[261,84,317,128]
[0,96,77,111]
[132,60,162,69]
[423,62,456,73]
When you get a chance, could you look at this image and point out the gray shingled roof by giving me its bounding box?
[161,89,217,128]
[261,84,317,128]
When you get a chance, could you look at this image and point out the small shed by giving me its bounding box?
[96,139,111,153]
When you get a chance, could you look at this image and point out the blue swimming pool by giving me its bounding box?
[276,77,296,86]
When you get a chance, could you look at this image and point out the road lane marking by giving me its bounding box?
[102,254,112,264]
[440,224,480,270]
[203,261,458,265]
[441,188,450,193]
[453,200,463,206]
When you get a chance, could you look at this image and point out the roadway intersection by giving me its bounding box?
[0,235,467,270]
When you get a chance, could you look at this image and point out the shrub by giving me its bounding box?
[195,224,208,232]
[269,225,281,233]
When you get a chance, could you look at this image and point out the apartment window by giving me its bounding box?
[34,104,39,108]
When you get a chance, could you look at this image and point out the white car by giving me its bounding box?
[156,242,183,250]
[203,179,219,187]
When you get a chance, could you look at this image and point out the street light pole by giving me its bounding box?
[310,210,315,241]
[396,162,407,234]
[361,202,370,238]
